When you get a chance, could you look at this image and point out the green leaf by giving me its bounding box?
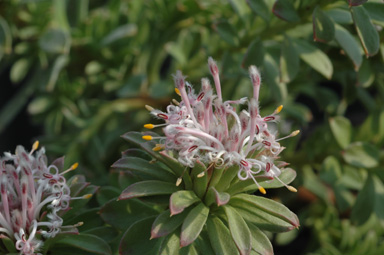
[351,6,380,56]
[325,9,353,24]
[364,2,384,26]
[180,202,209,247]
[53,234,112,255]
[351,175,375,225]
[151,209,188,239]
[334,24,363,70]
[158,233,197,255]
[83,226,119,243]
[119,217,163,255]
[101,24,137,46]
[358,59,375,88]
[302,165,330,202]
[215,165,239,192]
[215,21,239,46]
[112,156,176,182]
[1,236,17,252]
[224,206,251,255]
[261,168,297,189]
[211,187,230,206]
[120,180,180,200]
[10,58,30,83]
[207,217,239,255]
[0,16,12,58]
[329,116,352,149]
[226,175,273,195]
[246,0,270,21]
[342,142,380,168]
[272,0,300,22]
[373,175,384,220]
[170,190,200,216]
[348,0,368,6]
[320,156,342,185]
[280,36,299,83]
[313,6,335,42]
[242,39,265,68]
[191,161,208,198]
[231,194,299,231]
[247,223,273,255]
[100,198,159,231]
[39,29,69,54]
[47,55,69,91]
[294,39,333,79]
[96,186,120,205]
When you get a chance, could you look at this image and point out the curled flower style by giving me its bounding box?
[0,142,85,255]
[143,58,299,194]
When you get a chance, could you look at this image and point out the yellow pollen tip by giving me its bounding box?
[276,105,283,113]
[32,141,39,151]
[176,177,182,186]
[75,222,84,227]
[83,194,93,199]
[197,172,205,178]
[258,186,266,194]
[142,135,153,141]
[291,130,300,137]
[152,144,164,151]
[144,124,154,129]
[172,99,180,105]
[71,162,79,170]
[145,105,154,111]
[287,186,297,192]
[175,88,181,96]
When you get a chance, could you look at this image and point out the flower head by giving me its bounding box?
[0,142,84,255]
[144,58,299,194]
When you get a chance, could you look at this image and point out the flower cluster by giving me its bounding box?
[144,58,299,194]
[0,142,86,255]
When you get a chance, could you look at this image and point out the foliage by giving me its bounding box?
[1,0,384,254]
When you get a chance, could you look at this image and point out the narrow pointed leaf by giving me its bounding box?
[272,0,300,22]
[373,175,384,220]
[180,203,209,247]
[313,6,335,42]
[348,0,368,7]
[112,156,176,182]
[246,0,270,21]
[119,217,162,255]
[351,175,375,225]
[224,206,251,255]
[294,39,333,79]
[151,209,188,239]
[334,24,363,70]
[215,165,239,192]
[280,36,299,82]
[248,223,273,255]
[207,217,239,255]
[351,6,380,56]
[329,116,352,149]
[159,233,197,255]
[230,194,299,232]
[170,190,200,216]
[191,161,208,198]
[119,180,180,200]
[54,234,112,255]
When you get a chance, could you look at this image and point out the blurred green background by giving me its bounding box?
[1,0,384,254]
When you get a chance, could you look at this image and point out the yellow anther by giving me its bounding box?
[175,88,181,96]
[144,124,154,129]
[145,105,154,111]
[71,162,79,170]
[152,144,164,151]
[32,141,39,151]
[82,194,93,199]
[172,99,180,105]
[74,222,84,227]
[287,186,297,192]
[197,172,205,178]
[142,135,153,141]
[258,186,266,195]
[291,130,300,137]
[275,105,283,114]
[176,177,182,186]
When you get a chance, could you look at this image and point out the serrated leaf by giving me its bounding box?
[170,190,200,216]
[342,142,379,168]
[224,206,251,255]
[272,0,300,22]
[119,217,162,255]
[348,0,368,7]
[294,39,333,79]
[313,6,335,42]
[151,209,188,239]
[248,223,273,255]
[112,156,176,182]
[351,6,380,56]
[329,116,352,149]
[215,21,239,46]
[242,39,264,68]
[10,58,30,83]
[280,36,299,82]
[120,180,180,200]
[207,217,239,255]
[334,24,363,70]
[53,234,112,255]
[100,199,159,231]
[351,175,375,225]
[246,0,270,21]
[180,203,209,247]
